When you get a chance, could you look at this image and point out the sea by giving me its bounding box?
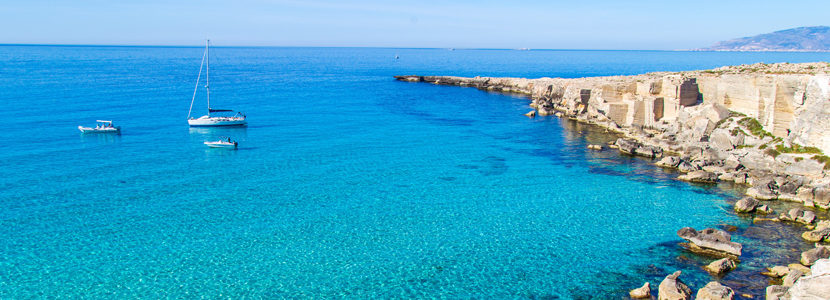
[2,46,830,298]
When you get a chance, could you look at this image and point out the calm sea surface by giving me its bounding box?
[2,46,829,298]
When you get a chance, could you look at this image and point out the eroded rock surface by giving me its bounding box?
[677,227,742,257]
[658,271,692,300]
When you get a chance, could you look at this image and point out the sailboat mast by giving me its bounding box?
[187,47,207,120]
[206,39,211,115]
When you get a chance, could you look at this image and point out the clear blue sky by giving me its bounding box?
[2,0,828,49]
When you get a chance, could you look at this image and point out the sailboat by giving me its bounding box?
[187,40,247,127]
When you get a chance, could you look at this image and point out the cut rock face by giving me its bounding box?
[677,227,742,257]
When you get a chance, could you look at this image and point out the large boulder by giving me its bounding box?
[785,159,824,177]
[802,220,830,242]
[798,210,816,225]
[629,282,651,299]
[704,258,737,275]
[814,186,830,207]
[658,271,692,300]
[616,138,663,159]
[656,156,681,168]
[778,178,803,195]
[678,171,718,183]
[779,208,816,225]
[765,285,788,300]
[710,129,735,150]
[782,269,804,287]
[746,178,779,200]
[677,227,742,257]
[762,265,791,278]
[696,281,734,300]
[801,246,830,266]
[677,160,699,173]
[734,197,759,213]
[783,259,830,299]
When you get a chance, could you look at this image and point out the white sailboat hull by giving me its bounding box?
[188,116,247,127]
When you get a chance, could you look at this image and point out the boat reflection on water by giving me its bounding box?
[79,131,122,144]
[188,126,247,138]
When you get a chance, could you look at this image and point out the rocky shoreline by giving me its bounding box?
[396,62,830,299]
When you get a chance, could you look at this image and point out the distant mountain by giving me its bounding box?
[703,26,830,51]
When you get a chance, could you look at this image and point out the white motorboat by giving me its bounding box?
[78,120,121,134]
[204,137,238,149]
[187,39,247,127]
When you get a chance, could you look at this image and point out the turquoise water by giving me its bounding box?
[2,46,830,298]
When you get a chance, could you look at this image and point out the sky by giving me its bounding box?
[2,0,829,49]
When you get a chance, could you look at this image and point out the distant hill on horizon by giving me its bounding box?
[703,26,830,51]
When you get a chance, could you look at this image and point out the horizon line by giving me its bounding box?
[2,43,830,53]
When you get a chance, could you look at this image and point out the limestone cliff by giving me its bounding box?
[396,62,830,206]
[397,62,830,153]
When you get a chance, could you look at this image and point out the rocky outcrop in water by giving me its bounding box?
[396,63,830,205]
[695,281,734,300]
[629,282,651,299]
[704,258,737,275]
[677,227,743,257]
[396,62,830,298]
[734,197,760,213]
[658,271,692,300]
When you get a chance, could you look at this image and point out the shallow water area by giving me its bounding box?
[1,46,830,298]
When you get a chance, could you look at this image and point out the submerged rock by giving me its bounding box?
[696,281,734,300]
[677,227,742,257]
[629,282,651,299]
[704,258,737,275]
[658,271,692,300]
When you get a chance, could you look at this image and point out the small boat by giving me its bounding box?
[78,120,121,134]
[187,39,247,127]
[204,137,238,149]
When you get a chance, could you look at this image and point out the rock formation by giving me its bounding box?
[704,258,737,275]
[396,63,830,204]
[677,227,742,257]
[395,62,830,298]
[658,271,692,300]
[782,258,830,299]
[695,281,734,300]
[629,282,651,299]
[734,197,760,213]
[800,246,830,266]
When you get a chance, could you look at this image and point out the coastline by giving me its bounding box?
[396,62,830,298]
